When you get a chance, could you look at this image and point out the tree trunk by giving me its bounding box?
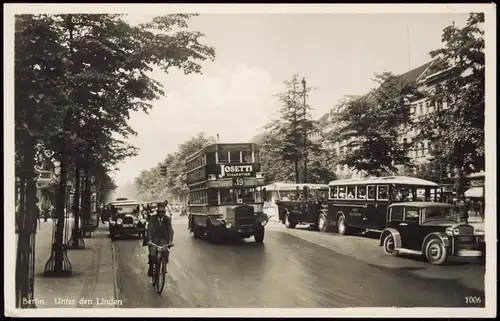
[15,170,26,308]
[303,158,308,184]
[50,106,74,273]
[83,167,91,224]
[73,167,81,229]
[53,148,69,271]
[294,159,300,184]
[15,142,37,308]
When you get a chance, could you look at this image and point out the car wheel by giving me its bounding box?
[382,234,398,256]
[284,212,296,229]
[425,239,448,265]
[254,228,265,243]
[336,214,349,235]
[317,213,328,232]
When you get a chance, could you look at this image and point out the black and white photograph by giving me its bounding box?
[4,3,496,318]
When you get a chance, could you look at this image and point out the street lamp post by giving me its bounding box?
[302,77,308,184]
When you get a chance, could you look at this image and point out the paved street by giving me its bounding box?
[112,217,485,308]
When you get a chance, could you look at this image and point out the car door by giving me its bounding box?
[388,205,407,248]
[400,207,421,250]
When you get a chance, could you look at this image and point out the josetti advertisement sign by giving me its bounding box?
[218,164,254,178]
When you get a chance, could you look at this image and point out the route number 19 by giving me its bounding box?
[233,178,244,186]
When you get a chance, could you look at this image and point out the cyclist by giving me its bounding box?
[146,202,174,277]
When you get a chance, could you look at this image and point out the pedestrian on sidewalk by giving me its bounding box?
[36,198,42,230]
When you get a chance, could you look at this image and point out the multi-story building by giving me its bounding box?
[311,60,463,180]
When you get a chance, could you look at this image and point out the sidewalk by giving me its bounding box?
[33,220,117,308]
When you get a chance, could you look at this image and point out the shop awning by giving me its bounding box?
[464,187,484,198]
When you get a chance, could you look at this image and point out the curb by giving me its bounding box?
[110,236,120,308]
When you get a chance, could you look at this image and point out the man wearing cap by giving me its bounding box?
[146,202,174,277]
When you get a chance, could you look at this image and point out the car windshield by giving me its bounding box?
[423,207,458,221]
[114,204,141,215]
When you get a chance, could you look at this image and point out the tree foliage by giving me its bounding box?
[134,133,216,201]
[256,74,338,184]
[265,74,323,183]
[415,13,485,194]
[14,13,215,306]
[327,72,420,176]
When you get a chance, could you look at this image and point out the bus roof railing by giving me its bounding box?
[263,182,329,191]
[328,176,439,187]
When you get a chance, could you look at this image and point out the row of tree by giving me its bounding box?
[134,133,216,201]
[258,13,484,194]
[327,13,484,196]
[15,13,215,307]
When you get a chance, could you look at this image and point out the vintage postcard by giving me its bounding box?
[4,3,496,318]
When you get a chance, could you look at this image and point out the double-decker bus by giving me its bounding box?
[326,176,443,235]
[186,143,269,243]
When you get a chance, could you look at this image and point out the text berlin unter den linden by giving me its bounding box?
[23,297,123,307]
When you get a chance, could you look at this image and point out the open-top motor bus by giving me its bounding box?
[263,182,329,231]
[186,143,269,243]
[326,176,443,235]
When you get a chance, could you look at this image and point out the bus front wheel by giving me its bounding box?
[336,214,349,235]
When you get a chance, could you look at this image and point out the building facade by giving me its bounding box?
[311,60,478,181]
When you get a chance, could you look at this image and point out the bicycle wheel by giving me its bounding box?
[155,258,167,294]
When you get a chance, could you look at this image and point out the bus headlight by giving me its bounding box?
[226,223,232,229]
[445,227,453,236]
[453,228,460,236]
[117,218,123,225]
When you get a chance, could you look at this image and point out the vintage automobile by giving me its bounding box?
[379,202,485,265]
[264,183,329,231]
[108,200,147,239]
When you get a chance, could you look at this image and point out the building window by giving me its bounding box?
[418,103,423,116]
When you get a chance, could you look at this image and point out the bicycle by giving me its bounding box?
[149,242,174,294]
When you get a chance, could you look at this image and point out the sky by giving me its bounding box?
[112,12,469,188]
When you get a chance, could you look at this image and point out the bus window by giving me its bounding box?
[240,188,255,203]
[254,151,259,162]
[220,189,234,204]
[207,152,216,164]
[392,186,412,202]
[338,186,346,199]
[218,151,229,163]
[356,185,366,199]
[229,151,241,163]
[242,151,252,163]
[281,192,291,201]
[413,188,422,201]
[208,189,218,205]
[377,185,389,201]
[330,187,338,199]
[367,185,376,200]
[346,186,356,199]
